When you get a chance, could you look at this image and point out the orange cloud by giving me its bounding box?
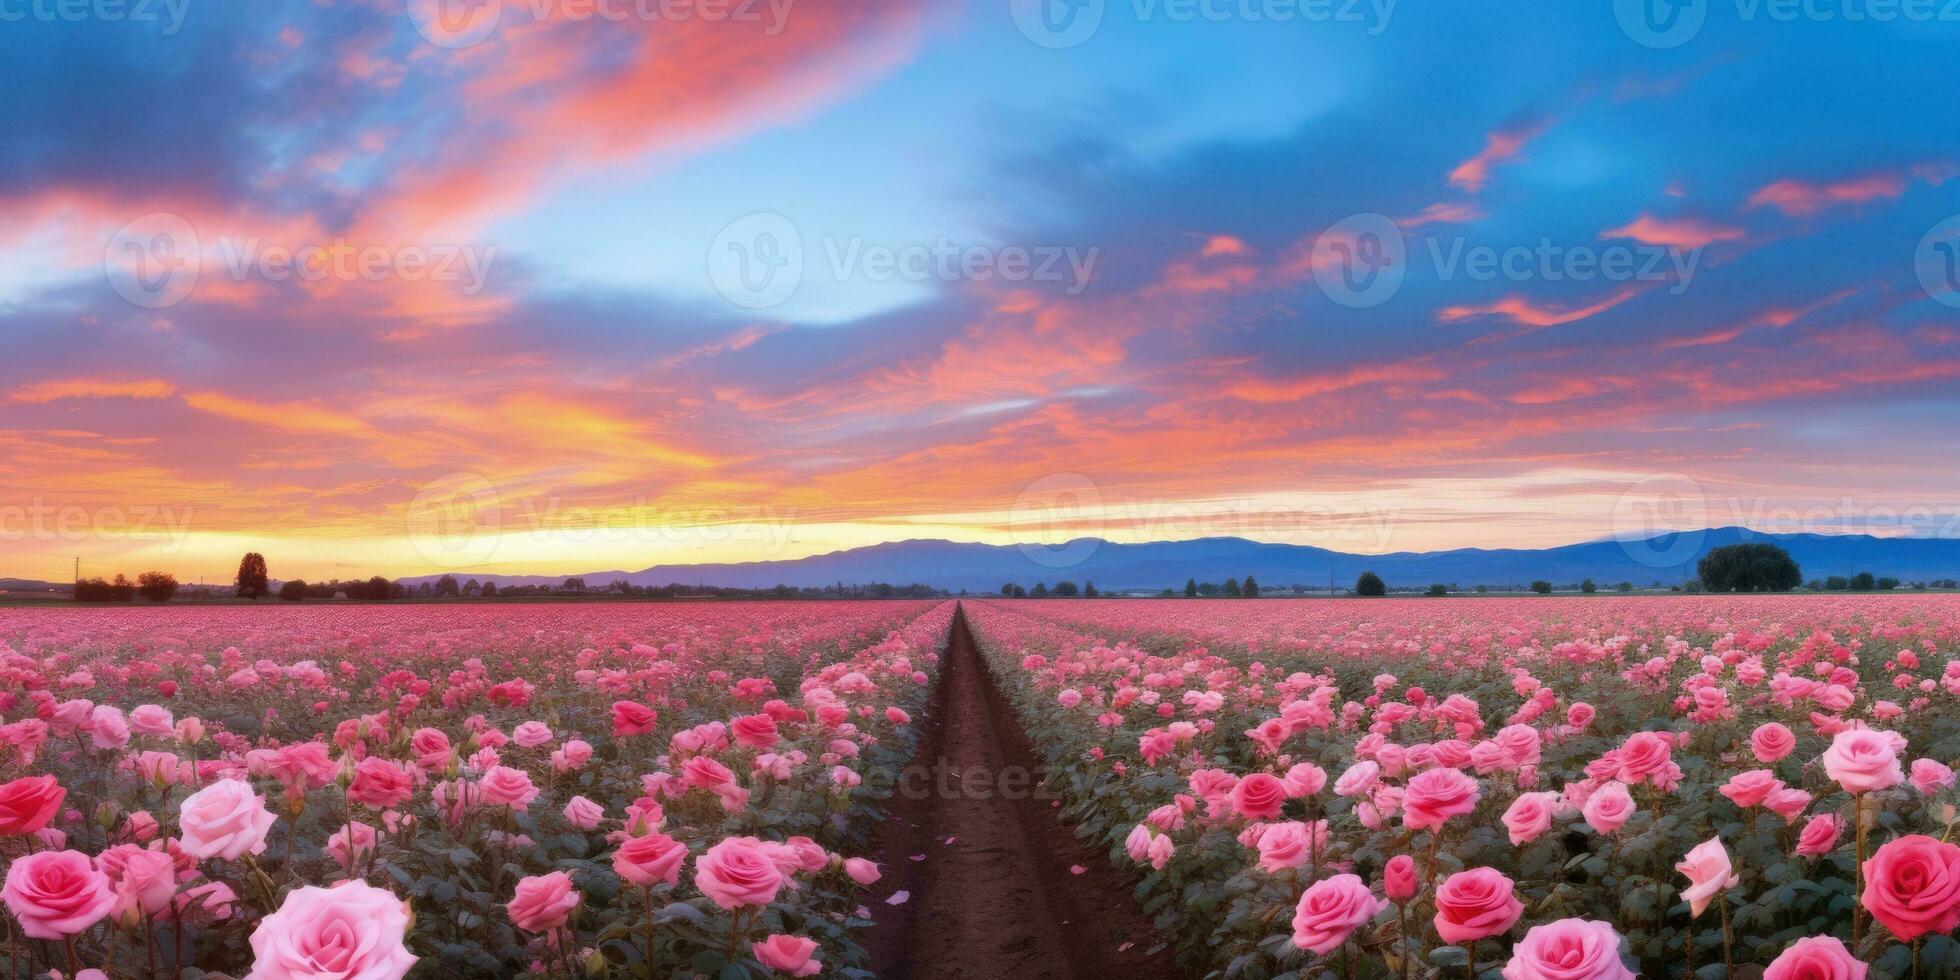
[1448,118,1550,192]
[1601,214,1743,248]
[8,378,178,404]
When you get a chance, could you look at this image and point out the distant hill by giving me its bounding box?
[396,528,1960,594]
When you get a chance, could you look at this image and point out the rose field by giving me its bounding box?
[4,597,1960,979]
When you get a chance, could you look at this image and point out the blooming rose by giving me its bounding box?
[1290,873,1386,955]
[1615,732,1674,785]
[1502,791,1559,846]
[1282,763,1327,797]
[1860,834,1960,941]
[1433,867,1524,944]
[1821,729,1904,795]
[613,831,687,887]
[731,714,780,750]
[1402,767,1480,832]
[100,844,177,919]
[1581,781,1635,835]
[611,701,658,737]
[1383,855,1418,903]
[1752,723,1797,763]
[1719,769,1783,809]
[1253,821,1320,872]
[0,774,66,835]
[508,871,580,934]
[326,823,378,873]
[752,935,822,976]
[563,795,604,831]
[511,721,553,749]
[1502,918,1635,980]
[1675,836,1738,918]
[1795,814,1842,858]
[1910,758,1955,795]
[844,857,881,885]
[246,880,416,980]
[1230,773,1288,821]
[1763,936,1867,980]
[694,837,786,909]
[2,850,115,939]
[347,758,415,810]
[179,779,277,861]
[477,766,540,810]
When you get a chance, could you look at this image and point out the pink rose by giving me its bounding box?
[844,857,881,885]
[1283,763,1327,797]
[1752,723,1797,763]
[1795,814,1842,858]
[246,880,416,980]
[1290,873,1385,955]
[1383,855,1418,903]
[128,704,174,737]
[563,795,605,831]
[1403,768,1480,833]
[1230,773,1288,821]
[1433,867,1524,944]
[694,837,787,909]
[179,779,277,861]
[326,823,378,872]
[731,713,781,750]
[0,775,66,835]
[1763,936,1867,980]
[1615,732,1673,786]
[613,830,688,888]
[508,871,580,934]
[751,934,822,976]
[1,850,114,939]
[1502,918,1635,980]
[1502,791,1558,846]
[99,844,176,919]
[1581,782,1635,835]
[1860,834,1960,941]
[1253,821,1321,873]
[347,757,415,810]
[1674,836,1738,918]
[1821,729,1903,795]
[512,721,553,749]
[1719,769,1783,809]
[477,766,540,810]
[1910,758,1954,795]
[611,701,658,737]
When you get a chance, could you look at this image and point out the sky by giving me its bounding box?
[3,0,1960,582]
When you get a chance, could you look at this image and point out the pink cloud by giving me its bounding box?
[1600,214,1744,248]
[1745,164,1951,216]
[1448,118,1550,192]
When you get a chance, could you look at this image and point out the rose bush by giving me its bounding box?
[0,599,953,977]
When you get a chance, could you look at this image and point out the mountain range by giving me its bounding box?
[394,527,1960,594]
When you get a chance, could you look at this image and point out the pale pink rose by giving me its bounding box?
[1502,918,1635,980]
[246,880,416,980]
[1763,786,1814,824]
[1820,729,1903,795]
[88,706,129,749]
[562,795,604,831]
[99,843,176,919]
[1333,761,1380,798]
[507,871,580,935]
[178,779,277,861]
[751,934,822,976]
[477,766,540,810]
[1675,836,1739,918]
[1282,763,1327,797]
[694,838,787,910]
[1253,821,1322,873]
[1,850,115,939]
[1290,873,1386,955]
[128,704,174,737]
[844,857,881,885]
[612,830,687,887]
[326,823,378,873]
[1763,936,1867,980]
[1910,758,1955,795]
[1502,791,1558,846]
[1581,781,1635,835]
[511,721,553,749]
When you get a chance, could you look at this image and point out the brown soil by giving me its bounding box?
[863,605,1184,980]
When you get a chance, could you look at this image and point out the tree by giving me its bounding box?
[1878,576,1900,591]
[1242,576,1260,598]
[1184,578,1198,597]
[1426,583,1448,597]
[367,576,393,600]
[1530,580,1553,594]
[1010,584,1027,598]
[136,571,178,602]
[563,577,587,593]
[1852,571,1876,591]
[1355,571,1386,597]
[1031,582,1049,597]
[1474,584,1489,595]
[435,574,460,597]
[1826,575,1849,591]
[1223,577,1242,597]
[1053,580,1079,597]
[234,553,269,599]
[1617,582,1634,592]
[1083,581,1098,597]
[482,581,498,597]
[1580,579,1597,594]
[1697,543,1802,593]
[278,579,307,602]
[1001,583,1016,596]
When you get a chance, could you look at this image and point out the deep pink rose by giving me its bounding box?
[1383,855,1418,903]
[1860,834,1960,942]
[0,775,66,835]
[694,837,786,909]
[1,850,114,939]
[614,831,688,888]
[347,757,415,810]
[1230,773,1288,821]
[508,871,580,934]
[611,701,658,737]
[1763,936,1867,980]
[1403,767,1480,832]
[1795,814,1842,858]
[1290,873,1385,955]
[1502,791,1558,846]
[1433,867,1523,944]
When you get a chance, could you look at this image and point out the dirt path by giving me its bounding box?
[863,605,1182,980]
